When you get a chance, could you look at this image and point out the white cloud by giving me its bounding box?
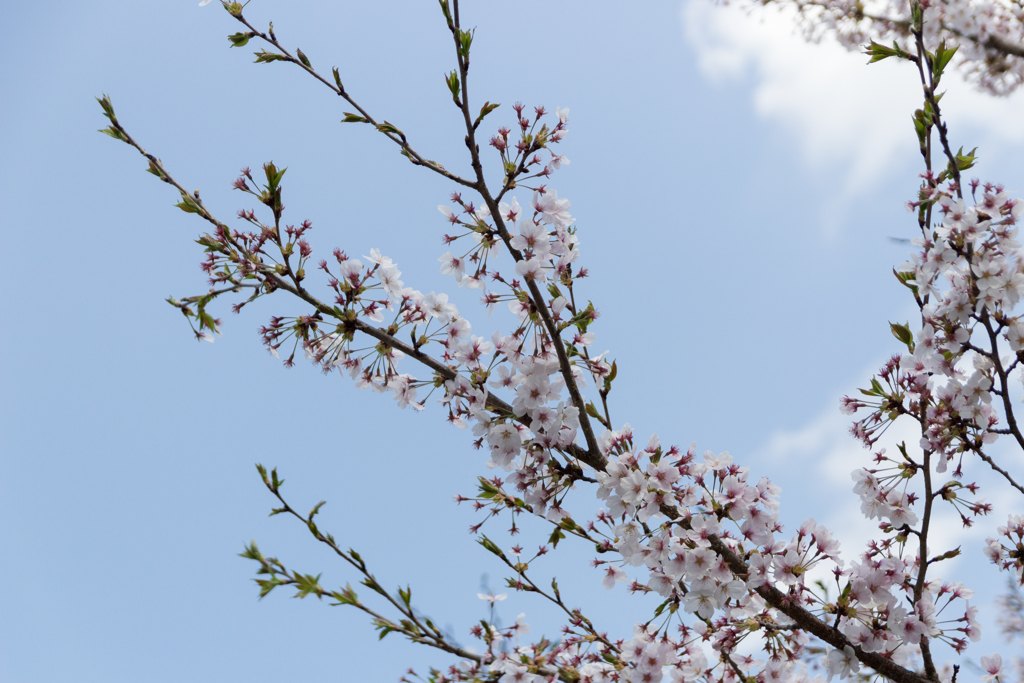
[680,0,1024,193]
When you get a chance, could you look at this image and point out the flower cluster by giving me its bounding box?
[847,183,1024,462]
[986,514,1024,583]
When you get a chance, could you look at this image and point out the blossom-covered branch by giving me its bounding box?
[100,1,1024,682]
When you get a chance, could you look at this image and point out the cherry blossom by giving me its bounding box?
[980,653,1004,682]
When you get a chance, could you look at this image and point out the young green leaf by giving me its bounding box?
[99,126,127,142]
[478,535,506,558]
[445,70,461,101]
[96,94,116,121]
[865,41,898,63]
[228,32,252,48]
[175,192,202,214]
[254,50,287,64]
[474,101,500,128]
[889,321,915,351]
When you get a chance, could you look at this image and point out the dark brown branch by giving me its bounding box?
[232,13,479,191]
[446,0,604,464]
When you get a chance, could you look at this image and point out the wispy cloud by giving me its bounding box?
[680,0,1024,193]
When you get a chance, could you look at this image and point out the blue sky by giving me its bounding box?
[3,1,1024,681]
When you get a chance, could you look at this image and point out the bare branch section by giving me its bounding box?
[246,465,529,672]
[223,7,478,190]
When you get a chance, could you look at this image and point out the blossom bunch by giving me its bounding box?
[986,514,1024,583]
